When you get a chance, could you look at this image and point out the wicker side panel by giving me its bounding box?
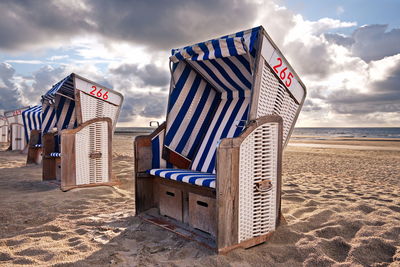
[11,124,26,150]
[256,62,299,145]
[238,122,278,242]
[80,93,119,130]
[75,121,109,185]
[1,126,8,142]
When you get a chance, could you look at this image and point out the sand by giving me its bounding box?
[0,135,399,266]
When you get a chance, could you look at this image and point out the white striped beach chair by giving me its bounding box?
[0,115,9,145]
[22,105,43,164]
[4,106,30,151]
[41,73,124,191]
[134,26,306,253]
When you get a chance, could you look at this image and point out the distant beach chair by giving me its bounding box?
[4,106,30,151]
[0,115,9,145]
[41,73,124,191]
[22,105,43,164]
[134,26,306,253]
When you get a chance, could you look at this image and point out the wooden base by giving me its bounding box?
[139,210,216,251]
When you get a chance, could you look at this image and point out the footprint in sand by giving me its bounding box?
[348,238,396,266]
[319,236,351,262]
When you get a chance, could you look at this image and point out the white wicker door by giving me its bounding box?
[75,120,109,185]
[11,124,25,150]
[238,122,279,242]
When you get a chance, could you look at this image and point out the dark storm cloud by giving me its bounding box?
[86,0,258,49]
[0,0,92,51]
[0,63,22,110]
[285,41,334,78]
[119,93,167,122]
[0,0,258,52]
[324,33,354,48]
[110,63,169,87]
[326,62,400,114]
[325,25,400,62]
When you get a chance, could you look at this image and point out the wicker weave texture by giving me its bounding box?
[80,93,119,130]
[75,120,109,185]
[0,126,8,142]
[256,61,299,144]
[238,122,278,242]
[11,124,25,150]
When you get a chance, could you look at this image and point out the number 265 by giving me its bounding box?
[272,57,293,87]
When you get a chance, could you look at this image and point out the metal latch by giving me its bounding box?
[255,180,273,192]
[89,152,102,159]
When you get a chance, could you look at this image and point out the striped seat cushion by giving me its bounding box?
[148,168,216,189]
[49,152,61,157]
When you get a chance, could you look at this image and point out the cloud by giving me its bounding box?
[0,0,259,52]
[325,25,400,62]
[119,92,167,123]
[327,56,400,115]
[0,63,23,110]
[0,0,92,52]
[110,63,169,88]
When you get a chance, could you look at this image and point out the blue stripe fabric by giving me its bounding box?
[41,103,57,134]
[42,75,73,102]
[151,128,171,169]
[22,105,42,143]
[148,168,216,188]
[170,26,260,63]
[190,93,250,173]
[164,61,219,160]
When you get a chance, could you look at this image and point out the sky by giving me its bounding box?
[0,0,399,127]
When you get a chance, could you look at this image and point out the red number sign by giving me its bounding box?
[272,57,294,88]
[90,86,109,100]
[12,110,22,116]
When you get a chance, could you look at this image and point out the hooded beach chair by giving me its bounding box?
[22,105,43,164]
[0,115,9,145]
[134,26,306,253]
[4,106,30,151]
[41,73,124,191]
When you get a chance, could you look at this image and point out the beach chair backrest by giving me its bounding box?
[161,26,305,172]
[41,74,123,134]
[22,105,42,144]
[74,75,123,131]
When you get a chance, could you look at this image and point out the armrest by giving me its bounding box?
[134,122,166,175]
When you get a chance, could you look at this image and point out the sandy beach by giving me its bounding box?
[0,135,399,266]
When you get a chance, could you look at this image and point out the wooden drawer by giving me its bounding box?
[188,193,216,237]
[159,184,183,221]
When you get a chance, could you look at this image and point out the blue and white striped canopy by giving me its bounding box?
[41,74,76,133]
[164,26,262,173]
[22,105,42,143]
[42,75,74,103]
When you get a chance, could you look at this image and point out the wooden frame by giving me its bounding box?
[134,115,283,253]
[26,130,42,164]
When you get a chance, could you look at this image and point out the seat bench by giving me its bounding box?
[148,168,216,188]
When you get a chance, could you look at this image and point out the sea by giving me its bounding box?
[116,127,400,139]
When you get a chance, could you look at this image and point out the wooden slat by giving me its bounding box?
[60,133,76,187]
[216,139,239,250]
[188,193,217,237]
[26,130,42,164]
[42,133,56,180]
